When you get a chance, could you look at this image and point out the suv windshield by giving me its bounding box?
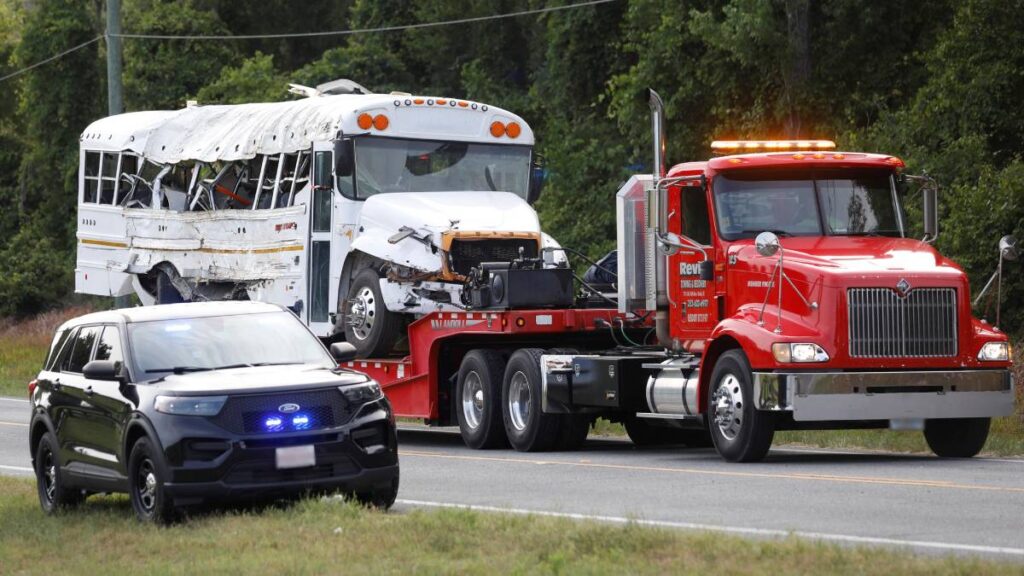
[713,169,903,241]
[349,137,531,200]
[129,312,334,376]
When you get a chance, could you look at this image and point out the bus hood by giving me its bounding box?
[352,191,542,272]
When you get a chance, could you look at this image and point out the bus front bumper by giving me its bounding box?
[752,370,1014,421]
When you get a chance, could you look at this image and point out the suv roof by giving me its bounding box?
[56,301,285,331]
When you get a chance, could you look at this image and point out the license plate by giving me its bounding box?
[275,445,316,469]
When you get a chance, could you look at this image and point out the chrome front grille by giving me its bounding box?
[847,288,958,358]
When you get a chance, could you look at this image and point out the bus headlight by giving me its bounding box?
[978,342,1010,362]
[772,343,830,363]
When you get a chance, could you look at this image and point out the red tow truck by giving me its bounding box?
[348,90,1016,462]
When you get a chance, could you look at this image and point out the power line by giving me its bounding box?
[113,0,619,40]
[0,36,103,83]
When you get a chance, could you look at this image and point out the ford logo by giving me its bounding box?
[278,403,300,414]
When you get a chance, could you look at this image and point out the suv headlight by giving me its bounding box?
[154,395,227,416]
[978,342,1010,362]
[339,381,383,404]
[772,343,830,363]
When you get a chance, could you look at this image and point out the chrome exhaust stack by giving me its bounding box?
[646,89,672,348]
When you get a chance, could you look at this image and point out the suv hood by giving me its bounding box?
[148,365,369,395]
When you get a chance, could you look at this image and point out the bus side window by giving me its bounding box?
[83,151,101,203]
[99,152,118,204]
[115,154,139,206]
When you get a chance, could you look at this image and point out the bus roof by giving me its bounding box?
[80,93,534,164]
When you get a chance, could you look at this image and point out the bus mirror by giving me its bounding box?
[333,138,354,178]
[527,158,545,204]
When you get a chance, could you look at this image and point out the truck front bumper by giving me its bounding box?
[752,370,1014,421]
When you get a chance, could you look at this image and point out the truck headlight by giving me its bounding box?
[154,395,227,416]
[340,381,383,404]
[772,343,830,363]
[978,342,1010,362]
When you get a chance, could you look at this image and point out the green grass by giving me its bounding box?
[0,477,1019,575]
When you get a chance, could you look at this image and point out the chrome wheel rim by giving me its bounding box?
[136,459,157,512]
[712,374,744,441]
[508,371,531,431]
[347,286,377,341]
[41,448,56,503]
[462,371,485,430]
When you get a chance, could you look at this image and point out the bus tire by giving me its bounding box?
[343,269,402,358]
[156,269,184,304]
[502,348,561,452]
[924,418,990,458]
[707,349,775,463]
[456,350,509,450]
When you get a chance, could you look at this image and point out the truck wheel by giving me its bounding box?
[924,418,990,458]
[547,348,590,451]
[343,269,402,358]
[503,348,561,452]
[456,350,509,449]
[707,349,775,462]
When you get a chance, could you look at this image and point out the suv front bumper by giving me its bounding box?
[753,369,1014,421]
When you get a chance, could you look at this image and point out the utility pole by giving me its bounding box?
[107,0,128,308]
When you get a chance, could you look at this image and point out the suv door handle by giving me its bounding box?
[84,386,94,396]
[53,380,61,391]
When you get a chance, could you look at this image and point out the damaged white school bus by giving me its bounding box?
[76,80,562,356]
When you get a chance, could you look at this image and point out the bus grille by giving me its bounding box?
[447,238,539,277]
[847,288,958,358]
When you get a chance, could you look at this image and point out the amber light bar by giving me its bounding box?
[711,140,836,152]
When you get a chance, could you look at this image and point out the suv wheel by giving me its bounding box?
[128,437,177,524]
[35,432,84,514]
[356,473,400,510]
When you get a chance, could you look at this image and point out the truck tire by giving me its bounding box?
[707,349,775,462]
[547,348,590,451]
[343,269,403,358]
[502,348,561,452]
[456,350,509,449]
[924,418,990,458]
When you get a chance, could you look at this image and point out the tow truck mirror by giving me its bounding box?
[755,231,781,257]
[83,360,122,382]
[699,259,714,281]
[999,235,1018,261]
[330,342,358,364]
[923,185,938,240]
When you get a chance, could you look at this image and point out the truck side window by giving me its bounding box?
[94,326,124,364]
[681,185,712,245]
[63,326,100,374]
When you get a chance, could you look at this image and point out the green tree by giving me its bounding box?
[196,52,290,104]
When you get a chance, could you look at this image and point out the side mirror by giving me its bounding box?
[330,342,358,364]
[699,259,714,281]
[755,231,781,257]
[83,360,122,382]
[999,235,1018,261]
[527,156,545,204]
[333,138,354,178]
[923,185,938,241]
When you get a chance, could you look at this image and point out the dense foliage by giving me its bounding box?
[0,0,1021,332]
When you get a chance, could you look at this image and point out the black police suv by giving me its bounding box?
[28,301,399,523]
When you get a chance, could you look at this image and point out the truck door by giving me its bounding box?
[670,181,717,349]
[307,142,339,335]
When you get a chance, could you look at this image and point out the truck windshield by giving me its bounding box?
[713,169,903,241]
[129,312,335,377]
[351,137,531,200]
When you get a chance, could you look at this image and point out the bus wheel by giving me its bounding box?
[707,349,775,462]
[924,418,990,458]
[502,348,561,452]
[456,350,509,449]
[155,269,185,304]
[343,269,402,358]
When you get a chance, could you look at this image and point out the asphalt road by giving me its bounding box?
[3,396,1024,560]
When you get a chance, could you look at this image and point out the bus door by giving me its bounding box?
[307,142,340,335]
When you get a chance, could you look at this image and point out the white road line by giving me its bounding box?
[396,499,1024,558]
[0,464,33,473]
[0,397,29,403]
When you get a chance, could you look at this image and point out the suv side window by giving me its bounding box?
[95,326,124,364]
[44,328,73,371]
[63,326,100,373]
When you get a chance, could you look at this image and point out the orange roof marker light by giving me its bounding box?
[373,114,389,130]
[505,122,522,139]
[490,121,506,138]
[357,113,373,130]
[710,140,836,154]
